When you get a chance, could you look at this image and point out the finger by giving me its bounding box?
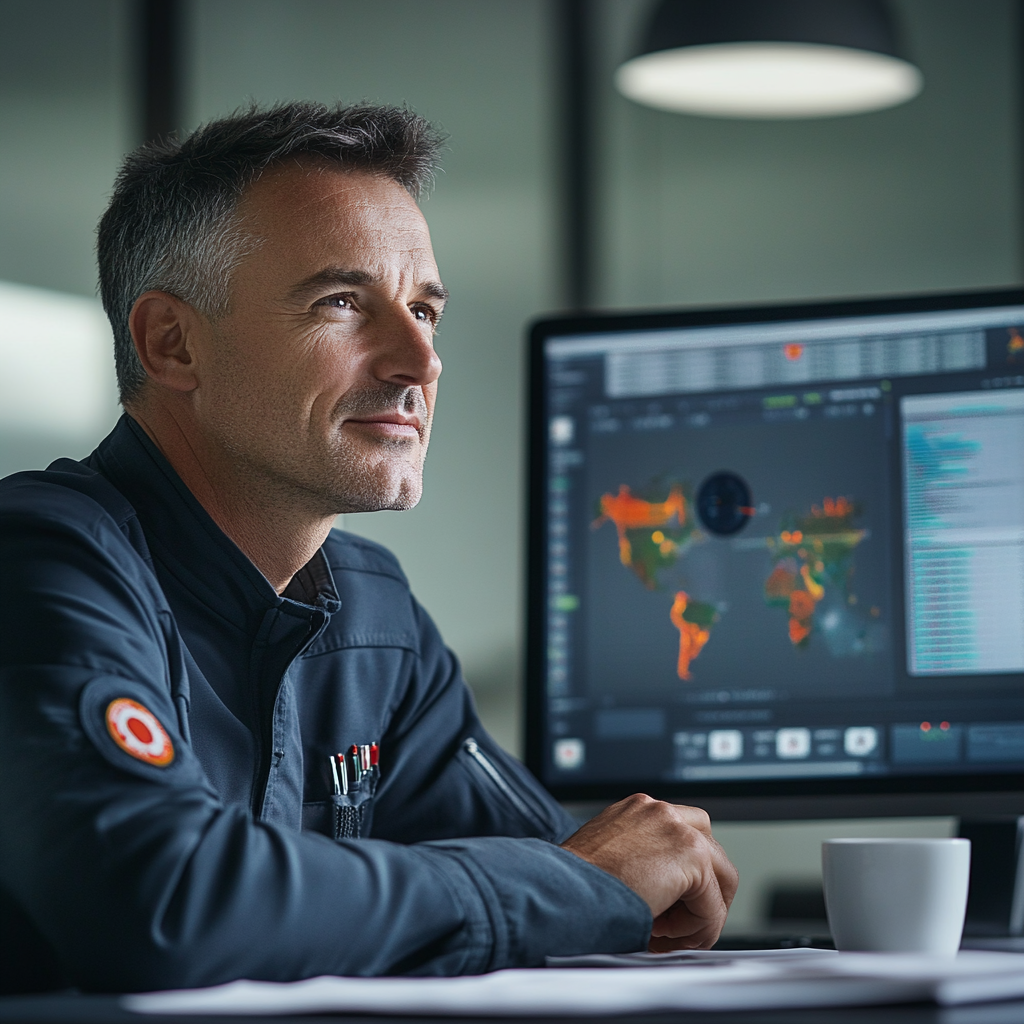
[653,907,726,950]
[651,905,703,940]
[650,934,694,953]
[649,905,723,950]
[663,807,737,913]
[669,803,713,837]
[651,867,727,938]
[652,825,730,931]
[650,841,728,944]
[649,929,720,953]
[707,837,739,908]
[652,896,724,939]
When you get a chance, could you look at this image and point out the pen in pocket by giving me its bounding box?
[327,741,379,798]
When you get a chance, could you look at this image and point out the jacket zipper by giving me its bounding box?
[462,737,538,825]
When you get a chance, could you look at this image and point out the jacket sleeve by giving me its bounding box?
[368,593,579,846]
[0,488,651,993]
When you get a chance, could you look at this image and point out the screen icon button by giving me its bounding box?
[776,727,812,759]
[553,738,584,770]
[708,729,743,761]
[844,726,879,757]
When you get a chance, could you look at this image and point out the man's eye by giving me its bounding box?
[317,294,355,310]
[413,305,441,325]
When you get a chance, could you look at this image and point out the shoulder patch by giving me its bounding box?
[105,698,174,767]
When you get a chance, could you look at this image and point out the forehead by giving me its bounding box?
[235,161,437,279]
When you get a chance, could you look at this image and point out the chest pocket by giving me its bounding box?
[302,766,379,840]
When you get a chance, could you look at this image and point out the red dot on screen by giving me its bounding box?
[920,722,931,732]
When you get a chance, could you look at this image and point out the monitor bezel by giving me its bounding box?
[525,287,1024,818]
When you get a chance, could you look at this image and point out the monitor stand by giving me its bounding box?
[959,817,1024,950]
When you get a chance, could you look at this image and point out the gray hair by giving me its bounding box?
[97,102,445,404]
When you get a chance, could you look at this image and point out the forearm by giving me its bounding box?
[1,672,648,991]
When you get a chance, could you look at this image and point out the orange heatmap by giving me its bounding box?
[595,476,876,680]
[765,495,865,648]
[669,591,711,681]
[594,481,719,680]
[593,484,687,566]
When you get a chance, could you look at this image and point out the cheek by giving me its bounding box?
[305,326,364,384]
[202,329,279,404]
[301,364,361,425]
[269,337,358,421]
[424,381,439,418]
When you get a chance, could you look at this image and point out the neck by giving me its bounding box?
[127,404,334,595]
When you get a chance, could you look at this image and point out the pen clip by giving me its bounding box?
[328,754,341,796]
[333,753,349,796]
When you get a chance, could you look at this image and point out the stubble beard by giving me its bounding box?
[319,381,432,515]
[213,381,431,520]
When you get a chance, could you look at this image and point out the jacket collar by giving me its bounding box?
[87,415,341,627]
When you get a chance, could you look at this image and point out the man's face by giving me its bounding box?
[190,164,445,515]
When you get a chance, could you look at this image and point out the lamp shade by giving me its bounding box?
[616,0,922,118]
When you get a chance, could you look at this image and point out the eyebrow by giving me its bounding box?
[289,267,449,304]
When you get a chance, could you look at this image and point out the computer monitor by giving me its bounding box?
[525,289,1024,822]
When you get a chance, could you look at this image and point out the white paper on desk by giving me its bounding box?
[547,947,833,968]
[123,950,1024,1016]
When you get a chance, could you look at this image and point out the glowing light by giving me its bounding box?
[0,280,115,436]
[616,42,922,119]
[784,342,804,362]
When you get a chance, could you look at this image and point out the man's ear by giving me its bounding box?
[128,291,203,394]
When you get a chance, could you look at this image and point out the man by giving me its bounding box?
[0,102,736,994]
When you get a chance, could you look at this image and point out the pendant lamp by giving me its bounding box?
[615,0,922,119]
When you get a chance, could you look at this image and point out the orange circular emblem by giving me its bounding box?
[105,698,174,767]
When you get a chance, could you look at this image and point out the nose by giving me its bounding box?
[370,307,442,388]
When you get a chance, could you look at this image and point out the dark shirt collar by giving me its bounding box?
[87,415,341,624]
[281,550,335,605]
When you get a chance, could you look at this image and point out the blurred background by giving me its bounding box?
[0,0,1018,935]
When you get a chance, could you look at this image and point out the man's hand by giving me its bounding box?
[560,794,738,951]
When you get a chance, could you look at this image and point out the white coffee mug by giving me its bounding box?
[822,838,971,955]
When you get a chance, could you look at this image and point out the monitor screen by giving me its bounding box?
[525,290,1024,816]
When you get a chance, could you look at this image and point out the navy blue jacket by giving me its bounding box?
[0,416,650,994]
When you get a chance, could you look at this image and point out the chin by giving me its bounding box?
[334,469,424,514]
[379,479,423,511]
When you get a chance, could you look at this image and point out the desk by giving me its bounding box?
[5,993,1024,1024]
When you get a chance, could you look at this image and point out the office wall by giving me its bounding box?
[596,0,1021,308]
[0,0,130,297]
[186,0,559,753]
[0,0,127,476]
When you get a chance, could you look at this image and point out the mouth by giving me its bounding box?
[343,412,423,440]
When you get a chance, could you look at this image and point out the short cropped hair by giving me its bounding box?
[97,101,445,404]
